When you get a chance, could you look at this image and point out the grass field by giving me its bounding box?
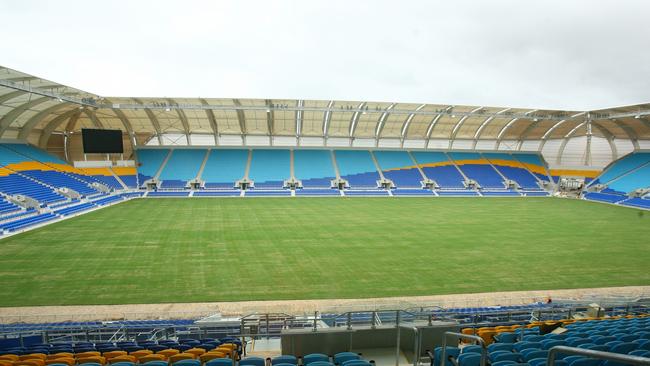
[0,197,649,307]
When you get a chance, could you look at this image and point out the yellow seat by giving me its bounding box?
[45,358,74,366]
[75,352,101,359]
[477,330,496,345]
[77,356,105,365]
[138,355,166,364]
[0,356,19,362]
[156,349,179,359]
[14,361,45,366]
[46,355,73,361]
[103,352,127,360]
[107,356,136,364]
[184,349,205,358]
[199,353,226,363]
[19,356,46,362]
[0,360,14,366]
[168,354,195,364]
[129,350,152,359]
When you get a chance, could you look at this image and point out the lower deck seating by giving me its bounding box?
[54,202,96,216]
[22,170,98,196]
[204,183,236,189]
[244,190,291,197]
[584,192,627,204]
[0,173,66,204]
[620,197,650,209]
[148,191,190,197]
[0,198,22,215]
[437,190,480,196]
[421,166,466,189]
[194,191,241,197]
[481,190,521,197]
[343,190,389,196]
[0,212,57,232]
[160,180,187,189]
[392,189,434,196]
[295,189,340,196]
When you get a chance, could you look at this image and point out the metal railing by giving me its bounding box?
[548,346,650,366]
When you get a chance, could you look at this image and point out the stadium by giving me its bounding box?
[1,1,650,366]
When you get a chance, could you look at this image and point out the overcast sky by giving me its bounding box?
[1,0,649,110]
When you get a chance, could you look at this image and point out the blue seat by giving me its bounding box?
[524,350,548,362]
[568,358,602,366]
[307,362,334,366]
[205,360,234,366]
[111,363,135,366]
[545,334,568,340]
[492,353,521,363]
[303,354,329,365]
[497,333,519,343]
[520,348,542,358]
[434,347,460,366]
[609,342,636,354]
[489,351,512,362]
[514,342,542,352]
[180,339,201,346]
[629,350,650,357]
[274,364,297,366]
[147,345,167,352]
[457,353,481,366]
[523,336,544,342]
[272,355,298,365]
[143,362,169,366]
[491,361,518,366]
[341,361,371,366]
[461,345,483,354]
[172,360,201,366]
[567,338,592,347]
[488,343,514,353]
[585,345,609,352]
[591,336,617,345]
[615,334,638,343]
[542,340,565,350]
[529,359,568,366]
[239,357,266,366]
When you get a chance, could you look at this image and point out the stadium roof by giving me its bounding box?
[1,66,649,152]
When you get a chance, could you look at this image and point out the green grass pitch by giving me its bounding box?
[0,197,649,307]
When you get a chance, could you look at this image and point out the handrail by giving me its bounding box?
[440,332,487,366]
[548,346,650,366]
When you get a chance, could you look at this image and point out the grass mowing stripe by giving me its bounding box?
[0,197,648,306]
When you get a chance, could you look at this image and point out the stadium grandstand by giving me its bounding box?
[0,63,649,365]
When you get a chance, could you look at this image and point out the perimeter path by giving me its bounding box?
[1,286,649,323]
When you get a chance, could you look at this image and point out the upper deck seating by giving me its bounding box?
[589,152,650,186]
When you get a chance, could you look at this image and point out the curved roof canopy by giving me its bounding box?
[1,65,649,151]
